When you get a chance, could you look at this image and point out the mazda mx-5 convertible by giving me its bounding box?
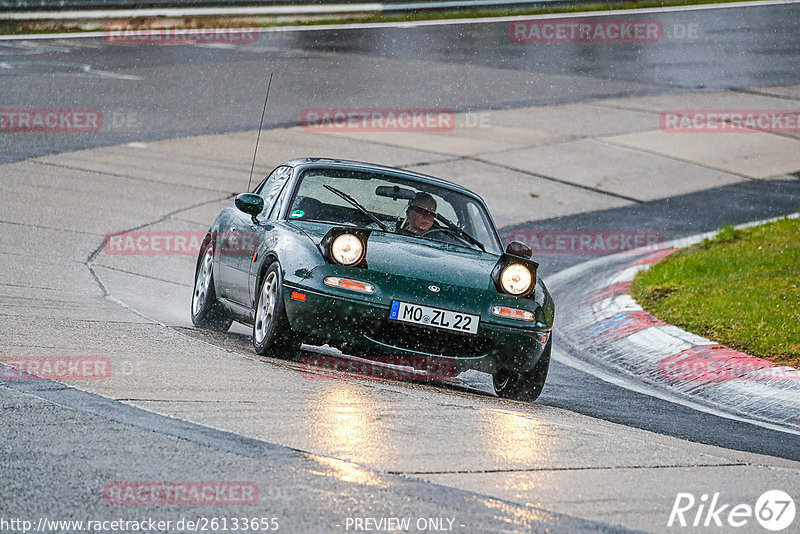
[191,158,554,401]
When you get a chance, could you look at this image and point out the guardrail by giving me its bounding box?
[3,0,415,5]
[1,0,561,13]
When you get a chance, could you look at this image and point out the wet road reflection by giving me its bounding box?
[312,386,388,467]
[484,408,552,466]
[313,455,386,487]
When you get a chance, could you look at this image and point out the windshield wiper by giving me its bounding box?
[433,213,486,253]
[323,184,388,232]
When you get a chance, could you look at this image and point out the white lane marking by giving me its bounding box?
[554,346,800,437]
[0,59,142,80]
[592,294,642,322]
[655,324,715,346]
[608,264,648,284]
[0,41,72,53]
[197,43,238,50]
[2,0,798,39]
[625,327,696,358]
[81,65,142,80]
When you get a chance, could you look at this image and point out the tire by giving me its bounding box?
[252,262,302,358]
[493,336,551,402]
[191,241,233,332]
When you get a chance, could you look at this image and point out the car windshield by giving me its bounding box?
[287,167,502,255]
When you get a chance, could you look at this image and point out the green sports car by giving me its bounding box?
[191,158,554,401]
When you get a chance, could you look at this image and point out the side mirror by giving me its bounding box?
[235,193,264,217]
[506,241,532,259]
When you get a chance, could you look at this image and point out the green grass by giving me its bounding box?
[630,217,800,368]
[0,0,763,36]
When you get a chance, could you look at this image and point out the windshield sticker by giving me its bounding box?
[290,210,305,218]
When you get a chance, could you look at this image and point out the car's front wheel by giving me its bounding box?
[493,336,551,402]
[253,262,302,358]
[191,242,233,332]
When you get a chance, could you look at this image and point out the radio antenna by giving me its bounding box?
[247,72,273,192]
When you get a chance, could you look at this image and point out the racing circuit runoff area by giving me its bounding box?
[1,2,800,533]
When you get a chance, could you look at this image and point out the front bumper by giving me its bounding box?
[283,265,552,374]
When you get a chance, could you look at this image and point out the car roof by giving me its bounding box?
[283,157,479,199]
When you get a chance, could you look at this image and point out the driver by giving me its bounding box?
[399,192,437,235]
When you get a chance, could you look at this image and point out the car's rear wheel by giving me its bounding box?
[493,337,551,402]
[253,262,302,358]
[191,242,233,332]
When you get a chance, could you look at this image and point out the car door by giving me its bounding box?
[227,165,293,307]
[212,207,238,301]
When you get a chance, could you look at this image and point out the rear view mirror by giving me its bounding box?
[375,185,415,201]
[506,241,532,259]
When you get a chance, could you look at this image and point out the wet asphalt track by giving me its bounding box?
[1,2,799,164]
[1,2,800,531]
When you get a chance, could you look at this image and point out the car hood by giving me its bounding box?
[290,221,499,290]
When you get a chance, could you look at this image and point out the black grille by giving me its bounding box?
[363,319,492,358]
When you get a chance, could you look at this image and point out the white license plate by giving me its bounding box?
[389,301,479,334]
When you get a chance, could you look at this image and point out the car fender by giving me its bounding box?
[535,278,555,327]
[248,220,325,310]
[196,206,234,280]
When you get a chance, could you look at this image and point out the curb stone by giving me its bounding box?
[564,228,800,432]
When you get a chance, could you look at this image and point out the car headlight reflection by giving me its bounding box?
[500,263,533,295]
[331,233,365,266]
